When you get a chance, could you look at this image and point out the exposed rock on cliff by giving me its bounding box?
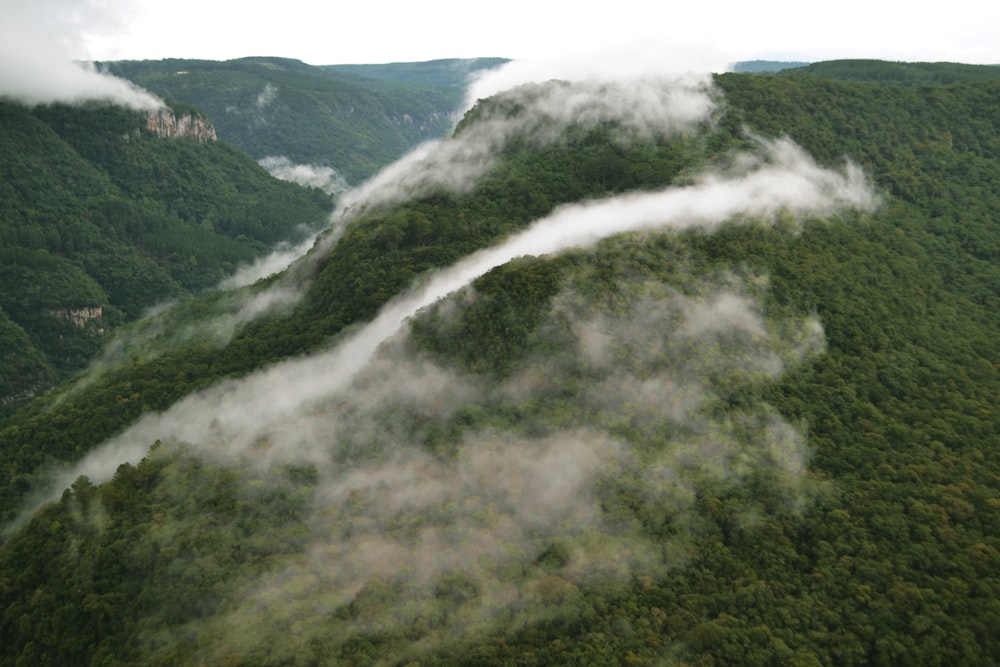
[145,109,217,141]
[47,306,104,330]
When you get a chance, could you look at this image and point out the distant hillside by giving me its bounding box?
[780,58,1000,84]
[323,57,508,86]
[731,60,810,73]
[107,57,504,184]
[0,100,331,411]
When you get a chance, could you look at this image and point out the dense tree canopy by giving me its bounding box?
[2,63,1000,665]
[108,57,504,184]
[0,100,331,412]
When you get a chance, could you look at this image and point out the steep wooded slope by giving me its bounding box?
[0,101,331,411]
[780,58,1000,85]
[108,57,504,183]
[1,65,999,666]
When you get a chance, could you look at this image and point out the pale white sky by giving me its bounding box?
[11,0,1000,66]
[1,0,998,109]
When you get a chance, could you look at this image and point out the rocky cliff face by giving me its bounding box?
[47,306,104,330]
[145,109,217,141]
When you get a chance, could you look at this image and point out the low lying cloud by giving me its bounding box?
[0,1,161,109]
[452,136,875,261]
[148,271,826,663]
[218,236,319,290]
[464,42,732,108]
[326,72,718,237]
[259,156,350,196]
[256,82,278,109]
[235,72,722,338]
[40,130,874,511]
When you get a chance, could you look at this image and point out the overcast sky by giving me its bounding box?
[6,0,1000,67]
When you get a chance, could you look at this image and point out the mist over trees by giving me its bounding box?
[107,57,505,184]
[2,60,1000,665]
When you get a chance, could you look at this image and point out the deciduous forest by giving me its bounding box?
[0,100,332,413]
[1,60,999,665]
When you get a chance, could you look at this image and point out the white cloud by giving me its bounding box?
[0,0,161,109]
[255,82,277,109]
[465,43,728,107]
[217,238,318,291]
[259,156,349,196]
[328,71,717,232]
[33,0,1000,67]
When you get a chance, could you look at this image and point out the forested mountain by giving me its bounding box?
[107,57,505,184]
[323,57,508,86]
[731,60,810,73]
[0,101,331,412]
[780,59,1000,85]
[2,62,1000,665]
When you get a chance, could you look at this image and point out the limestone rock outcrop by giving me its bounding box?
[145,109,217,141]
[47,306,104,330]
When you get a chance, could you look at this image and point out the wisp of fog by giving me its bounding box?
[199,66,723,346]
[48,128,875,500]
[0,1,161,109]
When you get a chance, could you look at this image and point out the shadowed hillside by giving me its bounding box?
[0,100,331,411]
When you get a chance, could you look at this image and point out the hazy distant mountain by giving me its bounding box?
[731,59,811,72]
[323,57,509,86]
[108,57,505,184]
[2,61,1000,666]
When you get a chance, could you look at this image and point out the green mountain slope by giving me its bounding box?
[0,100,331,412]
[731,60,811,73]
[2,62,1000,665]
[107,57,505,184]
[780,58,1000,85]
[323,57,508,85]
